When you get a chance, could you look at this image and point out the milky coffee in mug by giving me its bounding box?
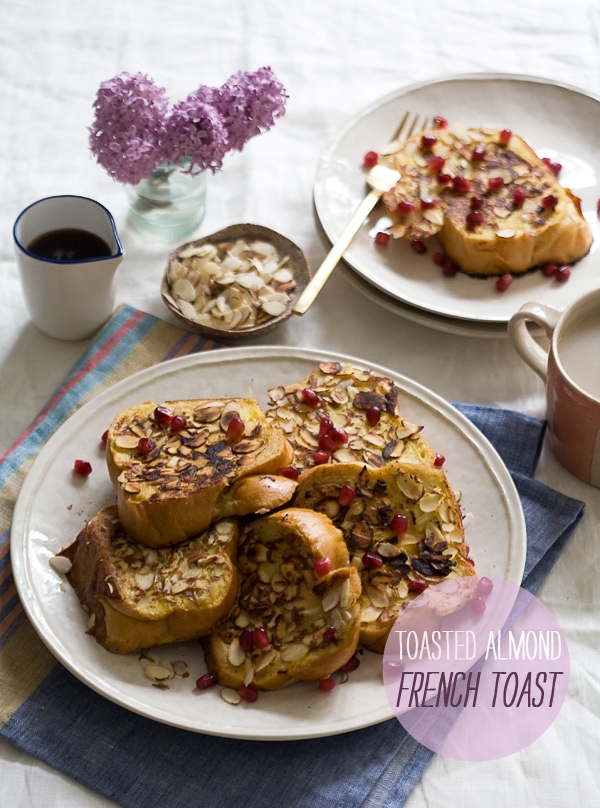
[508,289,600,487]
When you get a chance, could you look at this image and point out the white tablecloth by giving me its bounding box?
[2,0,600,805]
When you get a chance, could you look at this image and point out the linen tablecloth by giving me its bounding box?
[0,306,584,808]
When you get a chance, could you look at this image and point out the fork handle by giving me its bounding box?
[292,187,382,315]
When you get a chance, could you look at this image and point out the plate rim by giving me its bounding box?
[11,345,527,740]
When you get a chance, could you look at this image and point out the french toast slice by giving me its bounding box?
[59,506,239,654]
[203,508,362,691]
[106,398,296,547]
[264,362,435,474]
[292,461,476,653]
[382,123,593,275]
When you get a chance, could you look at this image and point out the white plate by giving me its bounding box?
[11,347,526,740]
[314,73,600,325]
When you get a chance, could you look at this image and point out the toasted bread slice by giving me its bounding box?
[203,508,362,690]
[59,506,239,654]
[106,398,296,547]
[292,461,475,653]
[382,123,592,275]
[265,362,434,474]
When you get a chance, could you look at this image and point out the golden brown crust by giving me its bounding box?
[203,508,362,690]
[292,461,475,653]
[382,124,593,275]
[60,506,240,654]
[106,398,295,547]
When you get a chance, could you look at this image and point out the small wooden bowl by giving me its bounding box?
[161,223,311,341]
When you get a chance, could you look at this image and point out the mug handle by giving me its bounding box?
[507,302,562,381]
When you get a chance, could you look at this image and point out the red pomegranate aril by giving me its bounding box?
[555,265,571,282]
[597,198,600,216]
[252,627,270,648]
[154,406,174,424]
[319,417,333,437]
[340,655,360,673]
[411,240,427,255]
[170,414,187,432]
[420,197,437,210]
[433,453,445,468]
[323,627,336,643]
[541,194,558,210]
[477,576,494,596]
[432,116,448,129]
[452,175,471,193]
[391,513,408,537]
[100,429,108,445]
[428,155,446,173]
[318,677,336,692]
[338,484,356,507]
[362,551,384,569]
[471,596,487,615]
[542,157,562,176]
[396,200,416,215]
[73,459,92,476]
[488,176,504,191]
[314,557,333,578]
[301,387,320,407]
[466,211,483,228]
[433,252,445,267]
[470,195,484,211]
[442,257,457,277]
[499,128,512,145]
[420,133,438,150]
[408,579,429,593]
[542,263,558,277]
[319,432,337,452]
[363,150,379,168]
[279,466,299,480]
[226,417,245,439]
[330,427,348,446]
[466,556,476,566]
[239,629,254,652]
[437,171,452,184]
[138,437,155,455]
[471,145,485,162]
[512,187,526,207]
[239,685,259,703]
[496,273,513,292]
[375,231,390,245]
[366,405,381,426]
[314,449,329,465]
[195,672,217,689]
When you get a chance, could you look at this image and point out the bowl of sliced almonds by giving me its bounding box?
[161,223,311,341]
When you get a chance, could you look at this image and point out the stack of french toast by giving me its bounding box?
[60,362,475,692]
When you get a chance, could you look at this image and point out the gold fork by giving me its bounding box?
[293,112,430,315]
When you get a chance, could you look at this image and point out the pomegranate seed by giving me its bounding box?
[512,187,526,207]
[279,466,299,480]
[363,150,378,168]
[100,429,108,444]
[154,406,174,424]
[338,485,356,507]
[318,677,336,692]
[323,627,336,643]
[375,231,390,245]
[239,629,254,652]
[239,685,259,703]
[330,427,348,446]
[541,157,562,176]
[73,459,92,476]
[340,655,360,673]
[138,437,155,455]
[442,257,458,277]
[170,414,187,432]
[195,672,217,689]
[488,176,504,191]
[366,406,381,425]
[433,453,445,468]
[432,116,448,129]
[226,417,245,439]
[470,195,484,211]
[319,432,337,452]
[362,551,384,569]
[432,252,445,267]
[471,596,487,615]
[496,273,513,292]
[420,197,437,210]
[542,263,558,277]
[420,133,438,150]
[252,627,270,648]
[396,200,416,215]
[499,128,512,145]
[314,557,333,578]
[408,580,429,593]
[437,172,452,184]
[391,513,408,536]
[319,417,333,437]
[411,240,427,255]
[314,450,329,465]
[471,145,485,162]
[477,576,494,596]
[301,387,319,407]
[541,194,558,210]
[466,556,476,566]
[452,175,471,193]
[466,211,483,228]
[555,265,571,282]
[428,155,446,173]
[597,198,600,216]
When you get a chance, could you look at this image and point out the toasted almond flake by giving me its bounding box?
[144,664,173,681]
[50,555,72,574]
[496,228,517,238]
[220,687,242,705]
[280,643,308,662]
[114,434,142,450]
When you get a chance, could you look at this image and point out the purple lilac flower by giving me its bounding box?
[164,94,228,174]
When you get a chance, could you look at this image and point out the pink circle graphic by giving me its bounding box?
[383,577,569,761]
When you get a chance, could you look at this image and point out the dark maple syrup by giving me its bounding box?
[28,228,112,261]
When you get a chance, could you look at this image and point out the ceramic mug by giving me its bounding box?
[508,289,600,487]
[13,195,124,340]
